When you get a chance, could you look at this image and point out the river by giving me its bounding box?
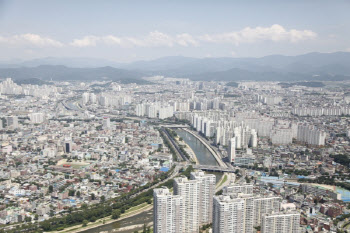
[82,129,220,233]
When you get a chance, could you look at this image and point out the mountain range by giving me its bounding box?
[1,52,350,82]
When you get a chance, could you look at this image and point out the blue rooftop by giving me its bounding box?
[160,167,169,172]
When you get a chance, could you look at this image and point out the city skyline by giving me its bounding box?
[1,1,350,232]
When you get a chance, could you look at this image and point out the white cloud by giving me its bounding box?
[146,31,174,47]
[70,35,123,47]
[1,25,315,50]
[70,36,99,47]
[70,25,316,48]
[199,24,317,45]
[0,33,63,47]
[70,31,178,48]
[102,35,122,45]
[176,33,199,47]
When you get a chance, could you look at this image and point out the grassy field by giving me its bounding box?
[217,174,227,188]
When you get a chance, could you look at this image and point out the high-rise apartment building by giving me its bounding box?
[153,187,184,233]
[213,193,254,233]
[228,137,236,162]
[5,116,19,129]
[297,124,326,146]
[261,211,301,233]
[190,171,216,224]
[253,196,282,226]
[213,183,283,233]
[29,113,45,124]
[174,176,201,233]
[222,183,253,195]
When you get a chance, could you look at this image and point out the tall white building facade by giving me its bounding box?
[190,171,216,224]
[297,124,326,146]
[213,194,254,233]
[174,176,200,233]
[228,137,236,162]
[153,187,184,233]
[261,211,301,233]
[253,196,282,226]
[29,113,45,124]
[213,183,283,233]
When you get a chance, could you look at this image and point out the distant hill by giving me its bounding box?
[1,52,350,82]
[13,78,53,85]
[120,52,350,77]
[0,65,144,81]
[0,57,122,68]
[188,68,350,82]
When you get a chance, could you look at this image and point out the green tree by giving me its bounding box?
[40,221,51,231]
[112,210,121,219]
[49,210,54,217]
[68,189,75,196]
[82,220,88,227]
[34,214,39,220]
[48,185,53,193]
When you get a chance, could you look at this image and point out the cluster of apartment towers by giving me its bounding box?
[153,171,300,233]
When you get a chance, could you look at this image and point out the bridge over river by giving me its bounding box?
[193,165,236,173]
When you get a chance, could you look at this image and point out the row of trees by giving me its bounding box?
[165,128,192,161]
[331,154,350,167]
[158,129,178,161]
[36,165,185,232]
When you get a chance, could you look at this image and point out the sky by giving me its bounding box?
[0,0,349,62]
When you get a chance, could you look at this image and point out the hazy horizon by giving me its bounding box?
[2,50,350,65]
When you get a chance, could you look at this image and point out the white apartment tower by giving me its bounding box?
[153,187,184,233]
[223,183,253,195]
[102,117,111,129]
[213,194,254,233]
[261,211,301,233]
[253,196,282,226]
[174,176,200,233]
[297,124,326,146]
[29,113,45,124]
[214,183,282,232]
[228,137,236,163]
[190,171,216,224]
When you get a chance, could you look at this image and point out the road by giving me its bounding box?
[162,128,189,162]
[216,173,236,193]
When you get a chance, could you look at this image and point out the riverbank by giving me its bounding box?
[70,129,224,233]
[175,135,199,164]
[182,128,227,168]
[54,204,153,233]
